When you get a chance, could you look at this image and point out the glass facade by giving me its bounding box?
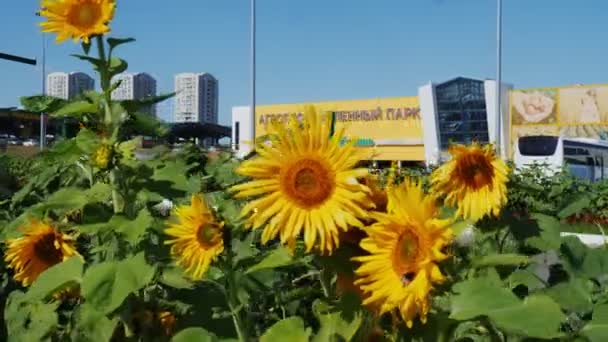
[435,77,489,149]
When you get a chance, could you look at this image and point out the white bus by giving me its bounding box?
[514,135,608,181]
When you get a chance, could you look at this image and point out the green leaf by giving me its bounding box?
[450,278,566,338]
[260,317,311,342]
[31,183,111,216]
[108,57,128,77]
[115,208,153,245]
[81,253,156,314]
[582,304,608,342]
[559,196,591,219]
[245,246,293,274]
[71,54,104,71]
[53,100,97,117]
[20,95,68,114]
[171,327,217,342]
[546,278,593,313]
[70,304,118,342]
[507,268,546,291]
[120,92,175,114]
[76,128,101,154]
[4,291,59,342]
[489,295,566,339]
[150,158,201,195]
[558,236,608,278]
[473,253,530,268]
[160,267,195,289]
[26,256,84,302]
[233,233,257,264]
[526,213,562,251]
[312,300,362,342]
[107,37,136,50]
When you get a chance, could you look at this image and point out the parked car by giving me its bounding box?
[22,139,39,147]
[7,138,22,145]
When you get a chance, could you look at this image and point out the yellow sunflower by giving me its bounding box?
[430,143,509,222]
[354,180,453,327]
[92,143,113,169]
[39,0,116,44]
[4,220,78,287]
[231,106,371,254]
[164,194,224,280]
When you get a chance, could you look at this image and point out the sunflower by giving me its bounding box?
[354,180,453,327]
[39,0,116,44]
[164,194,224,280]
[231,105,371,254]
[4,220,78,287]
[359,174,388,213]
[430,143,509,222]
[92,143,113,169]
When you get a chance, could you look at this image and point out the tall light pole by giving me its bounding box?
[495,0,503,155]
[250,0,256,150]
[40,32,47,151]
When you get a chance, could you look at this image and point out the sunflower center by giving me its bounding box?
[33,233,64,266]
[196,223,221,248]
[455,152,495,190]
[281,158,334,208]
[69,3,101,27]
[392,229,423,281]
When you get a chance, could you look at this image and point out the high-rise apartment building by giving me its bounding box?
[173,73,218,124]
[111,73,158,116]
[46,72,95,100]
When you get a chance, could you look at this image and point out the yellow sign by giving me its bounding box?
[510,83,608,156]
[256,97,425,161]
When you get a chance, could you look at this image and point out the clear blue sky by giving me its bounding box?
[1,0,607,125]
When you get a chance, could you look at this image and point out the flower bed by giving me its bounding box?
[1,1,608,341]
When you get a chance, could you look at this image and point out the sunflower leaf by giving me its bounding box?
[70,304,118,342]
[312,299,362,342]
[25,256,84,302]
[245,247,293,274]
[473,253,530,268]
[4,291,59,341]
[107,37,136,51]
[81,253,156,314]
[582,304,608,342]
[76,128,101,154]
[115,208,153,246]
[107,57,128,78]
[52,100,98,118]
[171,327,217,342]
[450,278,566,338]
[260,317,311,342]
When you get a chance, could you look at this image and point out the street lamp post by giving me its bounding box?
[495,0,503,156]
[40,33,47,151]
[250,0,256,150]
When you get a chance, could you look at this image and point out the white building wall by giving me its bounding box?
[47,72,69,99]
[484,80,513,160]
[112,73,158,116]
[418,83,441,166]
[174,73,218,124]
[231,106,254,158]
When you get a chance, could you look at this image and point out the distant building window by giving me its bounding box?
[435,78,489,149]
[235,121,240,149]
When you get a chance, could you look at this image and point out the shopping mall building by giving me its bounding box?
[231,76,608,166]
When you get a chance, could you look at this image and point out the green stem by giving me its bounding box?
[319,268,332,298]
[96,35,109,93]
[109,170,123,214]
[224,231,248,342]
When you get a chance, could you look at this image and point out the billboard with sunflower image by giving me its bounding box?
[510,83,608,156]
[255,96,425,161]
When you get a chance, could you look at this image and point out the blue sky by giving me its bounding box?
[1,0,607,125]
